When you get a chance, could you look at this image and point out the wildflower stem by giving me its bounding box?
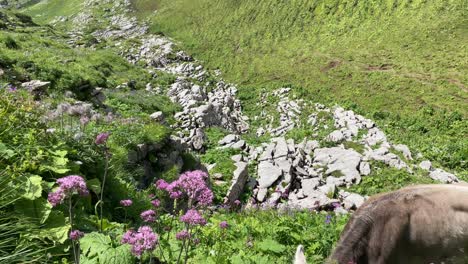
[99,147,109,232]
[183,227,192,264]
[69,197,79,264]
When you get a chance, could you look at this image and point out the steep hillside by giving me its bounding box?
[148,0,467,175]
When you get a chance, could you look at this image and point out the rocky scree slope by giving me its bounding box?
[20,0,461,214]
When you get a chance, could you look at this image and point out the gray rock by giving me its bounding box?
[225,162,249,203]
[419,160,432,171]
[257,188,268,202]
[257,161,282,188]
[259,142,276,161]
[191,128,205,150]
[343,193,366,210]
[318,184,336,196]
[230,139,246,150]
[211,173,223,180]
[304,140,320,155]
[273,137,289,158]
[326,176,346,187]
[364,128,387,146]
[394,144,413,160]
[288,192,329,209]
[301,178,320,196]
[218,134,239,145]
[359,162,371,176]
[266,192,282,206]
[429,169,458,183]
[314,147,362,184]
[327,130,344,142]
[21,80,50,98]
[150,111,164,122]
[231,154,243,163]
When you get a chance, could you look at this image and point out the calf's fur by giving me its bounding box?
[328,184,468,264]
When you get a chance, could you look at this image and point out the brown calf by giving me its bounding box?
[328,184,468,264]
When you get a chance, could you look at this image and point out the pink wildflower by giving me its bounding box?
[47,190,65,207]
[70,230,84,241]
[175,230,190,240]
[140,209,156,223]
[180,209,206,226]
[155,179,169,190]
[234,200,241,206]
[219,221,229,229]
[151,199,160,207]
[95,132,109,145]
[120,199,133,207]
[48,175,89,207]
[121,226,158,257]
[158,170,213,206]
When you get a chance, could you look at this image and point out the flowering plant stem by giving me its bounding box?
[99,147,109,232]
[68,197,79,264]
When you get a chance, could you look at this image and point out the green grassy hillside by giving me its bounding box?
[151,0,467,114]
[149,0,467,176]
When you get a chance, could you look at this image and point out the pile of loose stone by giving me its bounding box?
[215,88,459,213]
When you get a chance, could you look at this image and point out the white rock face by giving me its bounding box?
[314,147,362,184]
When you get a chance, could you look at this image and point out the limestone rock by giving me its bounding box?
[150,111,164,122]
[343,193,366,210]
[419,160,432,171]
[359,162,371,176]
[429,169,458,183]
[394,144,413,160]
[257,161,282,188]
[225,162,249,203]
[219,134,238,145]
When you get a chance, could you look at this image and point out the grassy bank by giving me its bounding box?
[149,0,467,176]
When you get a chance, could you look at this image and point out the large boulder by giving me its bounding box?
[257,161,282,188]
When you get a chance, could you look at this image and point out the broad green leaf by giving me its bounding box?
[22,211,69,244]
[81,232,133,264]
[15,198,52,224]
[99,245,133,264]
[22,175,43,200]
[87,178,101,195]
[0,142,15,159]
[80,232,112,258]
[256,238,286,254]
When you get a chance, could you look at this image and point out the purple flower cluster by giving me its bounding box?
[140,209,156,223]
[151,199,160,207]
[70,230,85,241]
[175,230,190,241]
[120,199,133,207]
[180,209,206,226]
[95,132,110,145]
[121,226,158,257]
[47,175,89,207]
[219,221,229,229]
[155,170,213,206]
